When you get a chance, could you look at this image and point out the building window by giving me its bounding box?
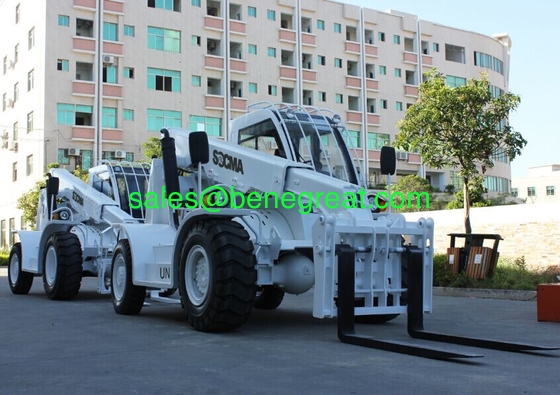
[57,59,69,71]
[248,82,257,93]
[27,111,33,132]
[380,99,387,110]
[248,44,257,55]
[9,218,15,245]
[449,171,463,190]
[317,55,326,66]
[148,26,181,52]
[334,58,342,68]
[317,20,325,30]
[103,65,117,83]
[13,83,19,103]
[192,0,201,6]
[433,42,439,52]
[147,109,182,131]
[527,187,536,197]
[2,93,6,111]
[75,150,93,170]
[27,69,34,91]
[335,93,343,104]
[147,0,181,12]
[15,4,20,24]
[318,91,326,102]
[28,27,35,49]
[445,44,465,63]
[394,68,401,77]
[396,101,403,111]
[57,149,70,165]
[124,25,135,37]
[268,85,277,96]
[191,35,201,46]
[379,65,386,75]
[189,116,221,136]
[57,103,93,126]
[58,14,70,26]
[267,9,275,20]
[268,47,276,57]
[334,23,341,33]
[0,220,5,247]
[393,34,400,44]
[14,44,19,64]
[378,32,385,42]
[511,188,518,198]
[3,56,7,74]
[546,186,556,196]
[446,75,466,88]
[346,130,360,148]
[12,163,17,182]
[147,68,181,92]
[123,67,134,79]
[367,132,389,150]
[248,6,257,17]
[26,155,33,176]
[125,153,135,162]
[191,75,201,87]
[123,109,134,121]
[13,122,19,140]
[103,22,118,41]
[102,107,117,128]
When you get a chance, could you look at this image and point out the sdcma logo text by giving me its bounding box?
[212,150,244,174]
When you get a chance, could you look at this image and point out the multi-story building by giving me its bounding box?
[0,0,512,245]
[512,165,560,203]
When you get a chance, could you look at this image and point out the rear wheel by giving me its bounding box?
[8,243,34,295]
[179,219,257,332]
[43,232,83,300]
[111,240,146,315]
[254,286,285,310]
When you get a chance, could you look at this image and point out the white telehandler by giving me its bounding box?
[8,102,557,360]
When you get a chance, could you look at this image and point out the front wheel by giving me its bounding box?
[179,219,257,332]
[8,243,34,295]
[43,232,83,300]
[111,240,146,315]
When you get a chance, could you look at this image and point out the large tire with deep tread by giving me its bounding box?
[179,219,257,332]
[111,240,146,315]
[42,232,83,300]
[8,243,34,295]
[254,286,285,310]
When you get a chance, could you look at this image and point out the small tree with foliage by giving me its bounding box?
[142,136,162,160]
[395,68,527,233]
[389,175,433,212]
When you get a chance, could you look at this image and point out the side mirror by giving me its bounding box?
[380,146,396,175]
[46,174,60,195]
[189,131,209,166]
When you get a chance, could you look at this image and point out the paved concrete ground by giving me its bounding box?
[1,267,559,395]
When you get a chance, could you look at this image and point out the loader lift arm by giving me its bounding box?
[336,245,560,360]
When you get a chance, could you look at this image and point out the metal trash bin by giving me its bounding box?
[447,233,503,278]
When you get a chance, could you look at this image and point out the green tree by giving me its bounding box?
[395,68,526,233]
[17,164,89,230]
[447,176,488,209]
[389,175,433,212]
[142,136,162,160]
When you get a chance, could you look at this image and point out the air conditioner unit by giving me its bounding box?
[68,147,81,156]
[396,151,408,161]
[115,149,126,159]
[102,54,115,64]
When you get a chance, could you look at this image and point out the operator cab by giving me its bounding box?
[232,102,365,188]
[89,161,151,221]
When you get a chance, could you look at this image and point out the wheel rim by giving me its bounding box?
[45,246,57,287]
[185,245,210,306]
[112,255,126,301]
[9,252,19,285]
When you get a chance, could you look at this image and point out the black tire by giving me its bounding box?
[8,243,34,295]
[42,232,83,300]
[179,219,257,332]
[254,286,285,310]
[111,240,146,315]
